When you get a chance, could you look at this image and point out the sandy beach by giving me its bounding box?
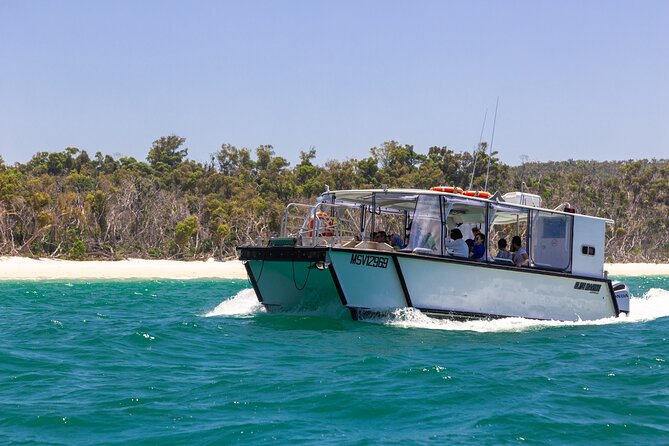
[0,256,667,279]
[604,263,669,277]
[0,257,247,280]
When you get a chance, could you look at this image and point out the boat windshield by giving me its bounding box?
[405,195,442,254]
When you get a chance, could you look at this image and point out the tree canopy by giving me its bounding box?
[0,137,666,262]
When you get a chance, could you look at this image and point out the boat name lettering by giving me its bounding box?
[350,254,388,269]
[573,282,601,293]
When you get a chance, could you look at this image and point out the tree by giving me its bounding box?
[0,138,666,262]
[214,144,253,176]
[175,215,199,255]
[147,135,188,170]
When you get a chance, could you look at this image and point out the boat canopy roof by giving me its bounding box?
[322,188,613,224]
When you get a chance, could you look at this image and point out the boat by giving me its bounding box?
[237,187,630,321]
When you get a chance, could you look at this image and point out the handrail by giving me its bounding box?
[280,202,359,247]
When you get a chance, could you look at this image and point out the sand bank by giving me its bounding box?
[0,257,666,280]
[0,257,247,280]
[605,263,669,277]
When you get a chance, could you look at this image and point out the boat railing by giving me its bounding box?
[280,202,359,247]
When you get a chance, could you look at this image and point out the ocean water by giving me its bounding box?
[1,276,668,445]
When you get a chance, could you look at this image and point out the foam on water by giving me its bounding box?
[205,287,669,332]
[626,288,669,321]
[205,288,351,319]
[380,287,669,332]
[203,288,265,317]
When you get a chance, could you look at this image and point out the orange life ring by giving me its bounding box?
[463,190,491,199]
[308,211,334,236]
[430,186,464,194]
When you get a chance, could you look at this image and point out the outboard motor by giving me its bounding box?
[612,281,630,315]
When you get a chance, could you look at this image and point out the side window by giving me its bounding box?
[488,203,529,262]
[405,195,442,254]
[530,211,573,271]
[581,245,596,256]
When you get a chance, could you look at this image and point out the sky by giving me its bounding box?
[1,1,667,167]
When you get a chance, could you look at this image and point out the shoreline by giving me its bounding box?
[0,257,247,280]
[0,257,667,280]
[604,263,669,277]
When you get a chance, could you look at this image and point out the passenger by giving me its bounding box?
[464,226,481,252]
[470,232,486,259]
[445,228,469,257]
[465,238,475,255]
[496,238,512,260]
[373,230,388,244]
[389,233,405,249]
[511,235,529,267]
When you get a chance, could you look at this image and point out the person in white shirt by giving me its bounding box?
[511,235,529,266]
[445,228,469,257]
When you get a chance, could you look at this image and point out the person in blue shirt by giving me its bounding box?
[470,232,486,259]
[389,233,405,249]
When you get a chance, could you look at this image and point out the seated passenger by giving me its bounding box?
[470,232,486,259]
[445,228,469,257]
[511,235,529,267]
[465,238,474,255]
[372,231,388,243]
[465,227,481,251]
[496,238,512,260]
[389,233,405,249]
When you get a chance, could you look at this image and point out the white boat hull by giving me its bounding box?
[238,246,619,322]
[327,248,618,321]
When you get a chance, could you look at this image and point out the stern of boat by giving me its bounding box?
[612,281,630,315]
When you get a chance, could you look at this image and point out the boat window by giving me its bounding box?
[442,197,486,229]
[487,203,530,262]
[371,193,419,212]
[362,192,417,246]
[441,196,488,259]
[405,195,442,255]
[444,196,488,208]
[581,245,596,256]
[530,211,573,271]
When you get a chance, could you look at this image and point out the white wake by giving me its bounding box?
[203,288,669,332]
[379,288,669,332]
[203,288,266,317]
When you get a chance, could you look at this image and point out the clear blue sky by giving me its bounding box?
[1,1,667,167]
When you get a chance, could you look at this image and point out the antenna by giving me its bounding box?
[468,109,488,190]
[484,97,499,192]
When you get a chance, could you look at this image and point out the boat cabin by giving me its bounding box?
[281,189,611,279]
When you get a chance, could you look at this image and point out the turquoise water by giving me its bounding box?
[1,276,668,445]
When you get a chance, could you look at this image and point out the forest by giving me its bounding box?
[0,136,667,262]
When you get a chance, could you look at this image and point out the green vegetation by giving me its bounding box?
[0,136,666,262]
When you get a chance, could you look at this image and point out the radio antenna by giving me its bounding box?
[468,109,488,190]
[484,97,499,192]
